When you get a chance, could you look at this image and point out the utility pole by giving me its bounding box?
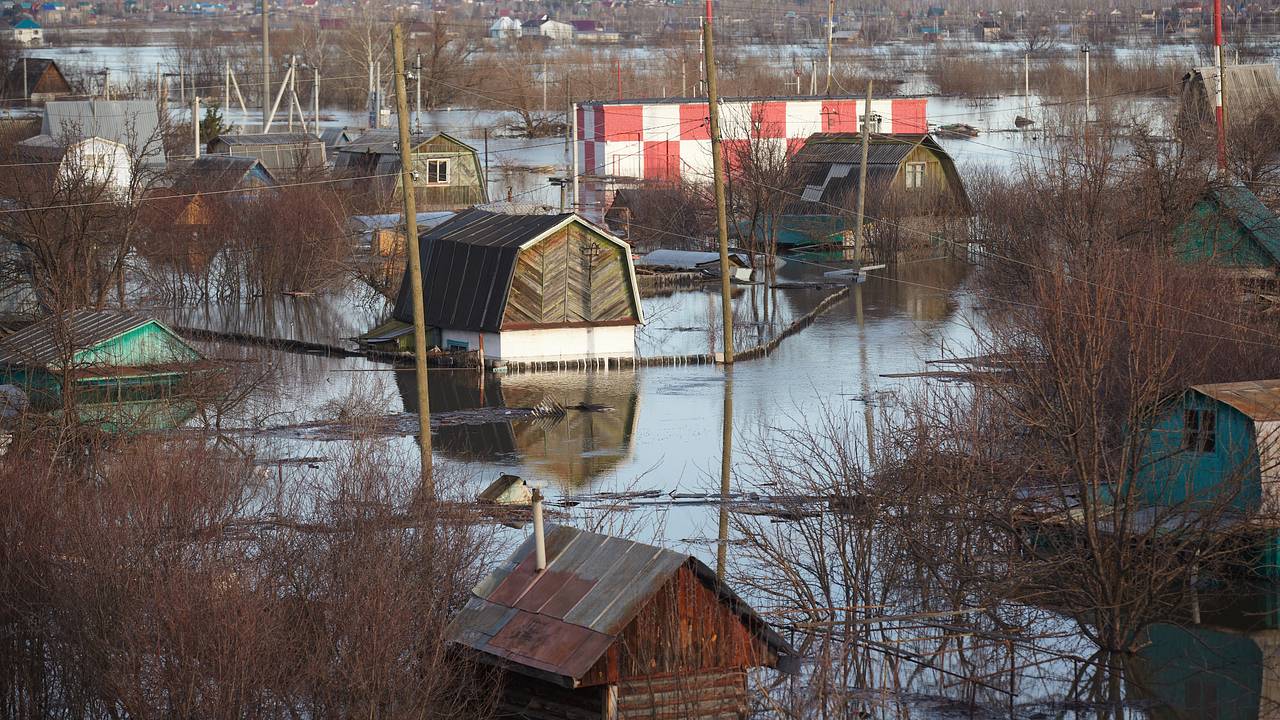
[287,55,296,131]
[22,58,27,100]
[193,94,201,159]
[570,79,578,211]
[824,0,834,95]
[224,59,230,119]
[1082,44,1090,136]
[703,2,734,365]
[177,58,183,105]
[542,61,548,113]
[681,59,686,97]
[414,52,422,133]
[1023,53,1030,118]
[392,23,434,493]
[563,77,572,212]
[1213,0,1227,171]
[313,67,320,133]
[853,81,872,269]
[261,0,270,132]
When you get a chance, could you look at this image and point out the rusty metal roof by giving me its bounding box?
[1193,379,1280,421]
[446,525,794,687]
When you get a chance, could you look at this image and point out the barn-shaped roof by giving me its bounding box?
[0,310,199,370]
[391,209,643,332]
[209,132,325,175]
[41,100,162,155]
[335,128,475,157]
[446,525,795,688]
[1182,64,1280,127]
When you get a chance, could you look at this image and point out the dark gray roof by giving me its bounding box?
[391,210,572,332]
[208,133,325,174]
[213,132,319,146]
[445,525,794,686]
[40,100,164,162]
[0,310,151,367]
[169,155,275,194]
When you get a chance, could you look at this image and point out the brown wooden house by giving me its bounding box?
[333,129,487,212]
[2,58,71,101]
[446,525,797,719]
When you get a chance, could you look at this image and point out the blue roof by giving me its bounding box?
[1206,185,1280,265]
[12,17,40,27]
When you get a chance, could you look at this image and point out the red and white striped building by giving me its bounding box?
[576,95,930,184]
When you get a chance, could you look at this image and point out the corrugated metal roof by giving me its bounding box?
[0,310,152,368]
[391,210,572,332]
[446,525,794,686]
[41,100,164,162]
[169,155,275,194]
[1194,379,1280,421]
[213,132,319,146]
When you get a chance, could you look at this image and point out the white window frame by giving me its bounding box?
[424,158,450,185]
[905,162,926,190]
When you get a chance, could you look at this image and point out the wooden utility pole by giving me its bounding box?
[825,0,834,95]
[393,24,434,491]
[716,368,733,578]
[414,52,422,133]
[853,81,872,269]
[261,0,270,132]
[703,0,734,364]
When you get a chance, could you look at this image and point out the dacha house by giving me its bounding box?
[333,129,488,212]
[0,310,204,410]
[206,132,326,179]
[446,524,796,719]
[365,210,643,365]
[1,58,71,101]
[1172,185,1280,278]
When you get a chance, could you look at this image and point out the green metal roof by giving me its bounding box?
[1206,185,1280,266]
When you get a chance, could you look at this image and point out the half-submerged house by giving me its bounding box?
[446,524,797,719]
[0,310,203,408]
[333,129,488,212]
[1173,185,1280,277]
[381,210,643,364]
[162,155,276,226]
[777,132,969,250]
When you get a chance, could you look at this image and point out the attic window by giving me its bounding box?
[905,162,926,190]
[425,158,450,185]
[1183,408,1217,453]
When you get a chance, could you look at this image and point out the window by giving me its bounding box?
[445,339,469,350]
[425,158,450,185]
[1183,408,1217,453]
[905,162,927,190]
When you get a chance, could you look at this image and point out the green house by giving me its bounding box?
[0,310,203,410]
[1173,185,1280,276]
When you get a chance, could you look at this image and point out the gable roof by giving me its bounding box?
[41,100,163,162]
[1201,185,1280,265]
[169,154,275,194]
[12,17,41,28]
[445,525,794,687]
[335,128,474,157]
[1192,379,1280,421]
[3,58,69,99]
[212,131,319,147]
[0,310,190,369]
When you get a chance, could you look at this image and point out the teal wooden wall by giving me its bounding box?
[1130,623,1261,720]
[72,322,201,368]
[1136,391,1261,512]
[1174,200,1275,269]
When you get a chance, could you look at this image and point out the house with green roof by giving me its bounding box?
[1173,185,1280,277]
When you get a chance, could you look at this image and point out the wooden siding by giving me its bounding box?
[1137,392,1260,512]
[502,224,640,329]
[579,563,777,687]
[617,669,748,720]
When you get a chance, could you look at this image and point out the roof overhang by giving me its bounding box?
[516,214,646,326]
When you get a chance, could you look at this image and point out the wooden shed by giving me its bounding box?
[385,210,643,363]
[1173,185,1280,277]
[1180,64,1280,133]
[2,58,71,101]
[0,310,203,409]
[206,132,325,178]
[333,129,487,211]
[446,525,797,719]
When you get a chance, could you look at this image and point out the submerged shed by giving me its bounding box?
[446,525,796,719]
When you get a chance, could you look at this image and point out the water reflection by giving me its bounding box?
[395,368,640,489]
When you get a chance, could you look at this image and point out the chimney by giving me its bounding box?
[532,486,546,572]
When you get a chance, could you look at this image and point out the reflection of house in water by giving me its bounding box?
[858,258,970,321]
[395,369,639,488]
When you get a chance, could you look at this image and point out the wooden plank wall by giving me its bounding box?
[503,225,639,328]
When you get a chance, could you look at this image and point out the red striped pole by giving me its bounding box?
[1214,0,1227,171]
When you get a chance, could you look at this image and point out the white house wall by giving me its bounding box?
[441,326,636,362]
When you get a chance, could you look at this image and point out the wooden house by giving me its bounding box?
[161,155,276,226]
[776,132,970,249]
[333,129,487,212]
[381,210,643,363]
[1180,64,1280,133]
[1172,185,1280,278]
[206,132,325,178]
[1135,379,1280,514]
[0,310,203,409]
[446,525,797,719]
[2,58,70,101]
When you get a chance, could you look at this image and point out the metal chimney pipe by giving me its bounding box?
[532,486,546,572]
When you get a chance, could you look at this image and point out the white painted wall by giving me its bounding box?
[441,326,636,361]
[59,138,132,196]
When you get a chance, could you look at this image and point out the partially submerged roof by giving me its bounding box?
[1202,185,1280,265]
[169,155,276,194]
[446,525,794,687]
[1193,379,1280,421]
[0,310,198,369]
[335,128,475,156]
[637,248,750,269]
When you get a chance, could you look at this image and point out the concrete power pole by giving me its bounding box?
[261,0,270,132]
[392,23,434,492]
[702,2,734,365]
[414,52,422,134]
[193,95,201,159]
[825,0,834,95]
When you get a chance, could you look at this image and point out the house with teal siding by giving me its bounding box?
[0,310,203,410]
[1135,380,1280,513]
[1173,185,1280,277]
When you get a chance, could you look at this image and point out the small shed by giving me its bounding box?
[9,16,42,45]
[0,310,203,408]
[319,125,357,155]
[1173,185,1280,277]
[446,525,797,719]
[2,58,70,101]
[334,129,487,212]
[778,132,970,248]
[163,155,276,226]
[1136,379,1280,514]
[385,210,643,362]
[16,135,134,196]
[207,132,325,178]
